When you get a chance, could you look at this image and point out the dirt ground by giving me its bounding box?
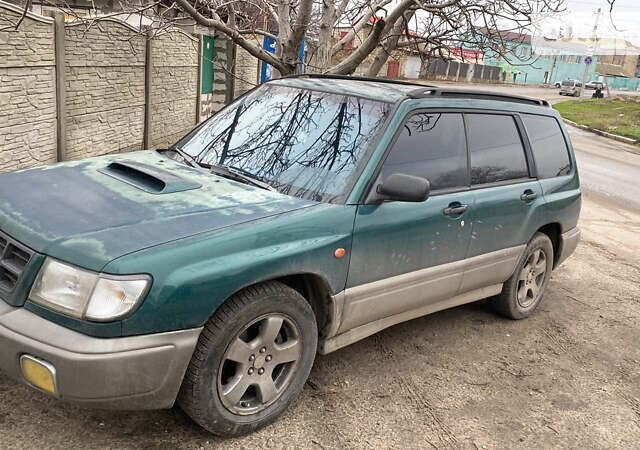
[0,194,637,449]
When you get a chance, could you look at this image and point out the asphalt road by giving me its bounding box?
[568,126,640,212]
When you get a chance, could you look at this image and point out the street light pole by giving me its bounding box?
[581,7,601,97]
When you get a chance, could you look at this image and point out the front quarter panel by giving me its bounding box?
[103,204,357,336]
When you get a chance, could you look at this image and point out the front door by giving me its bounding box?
[340,112,473,332]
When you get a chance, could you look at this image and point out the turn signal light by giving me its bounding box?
[20,355,57,395]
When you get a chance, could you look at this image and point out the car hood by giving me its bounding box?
[0,151,316,271]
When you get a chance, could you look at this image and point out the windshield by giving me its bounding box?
[174,84,391,203]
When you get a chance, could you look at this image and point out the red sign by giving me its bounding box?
[451,48,483,61]
[339,31,354,50]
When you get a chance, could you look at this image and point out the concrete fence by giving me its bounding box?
[0,1,222,173]
[0,5,57,172]
[420,57,502,83]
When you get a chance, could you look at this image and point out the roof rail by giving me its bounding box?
[279,73,437,89]
[407,87,550,107]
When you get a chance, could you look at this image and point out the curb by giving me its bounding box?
[561,118,639,146]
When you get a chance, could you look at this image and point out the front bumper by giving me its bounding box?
[0,301,201,410]
[556,226,581,267]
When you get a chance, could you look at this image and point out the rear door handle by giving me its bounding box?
[443,203,468,216]
[520,190,538,202]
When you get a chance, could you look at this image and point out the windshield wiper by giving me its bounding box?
[209,164,276,192]
[170,146,209,171]
[169,148,274,191]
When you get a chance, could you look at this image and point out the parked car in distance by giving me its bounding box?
[585,80,606,90]
[560,79,583,96]
[554,81,562,88]
[0,75,581,437]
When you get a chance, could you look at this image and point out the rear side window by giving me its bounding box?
[465,114,529,185]
[521,114,571,178]
[381,113,468,190]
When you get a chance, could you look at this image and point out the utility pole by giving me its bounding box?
[581,7,601,97]
[549,53,557,84]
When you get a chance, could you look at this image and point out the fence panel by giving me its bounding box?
[448,61,459,77]
[64,19,146,159]
[0,4,57,173]
[149,30,199,148]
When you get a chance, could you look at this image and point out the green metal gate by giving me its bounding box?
[202,36,215,94]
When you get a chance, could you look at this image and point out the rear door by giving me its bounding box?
[340,112,473,332]
[520,113,580,231]
[461,112,544,292]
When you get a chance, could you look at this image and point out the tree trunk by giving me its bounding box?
[316,6,335,73]
[328,20,386,74]
[316,26,333,73]
[366,10,415,77]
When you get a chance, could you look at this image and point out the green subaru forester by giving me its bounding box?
[0,75,580,436]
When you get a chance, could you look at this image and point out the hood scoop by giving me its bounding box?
[99,160,202,194]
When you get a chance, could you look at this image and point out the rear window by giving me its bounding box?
[561,80,574,87]
[465,114,529,185]
[521,114,571,178]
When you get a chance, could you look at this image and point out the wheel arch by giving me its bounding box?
[276,273,334,338]
[536,222,562,268]
[208,272,338,344]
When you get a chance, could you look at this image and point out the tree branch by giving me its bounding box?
[174,0,288,73]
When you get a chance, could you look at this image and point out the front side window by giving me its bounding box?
[465,114,529,185]
[380,113,468,191]
[521,114,571,178]
[174,84,390,203]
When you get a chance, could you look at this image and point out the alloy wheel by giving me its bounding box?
[517,249,547,308]
[217,313,302,415]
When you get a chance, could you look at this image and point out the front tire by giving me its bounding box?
[490,232,554,319]
[178,281,318,437]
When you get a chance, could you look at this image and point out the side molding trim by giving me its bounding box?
[335,245,524,334]
[319,284,503,354]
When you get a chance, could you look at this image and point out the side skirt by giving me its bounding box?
[318,284,502,355]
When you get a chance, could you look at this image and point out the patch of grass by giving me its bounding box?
[553,96,640,141]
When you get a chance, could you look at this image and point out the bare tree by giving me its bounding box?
[20,0,563,76]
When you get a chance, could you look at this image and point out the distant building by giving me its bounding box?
[11,0,115,18]
[333,16,426,79]
[593,39,640,90]
[475,29,599,85]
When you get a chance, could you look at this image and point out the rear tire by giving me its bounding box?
[490,232,554,319]
[178,281,317,437]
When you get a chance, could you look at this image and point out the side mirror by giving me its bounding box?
[373,173,430,203]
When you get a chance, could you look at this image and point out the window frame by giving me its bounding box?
[361,110,472,201]
[359,108,541,203]
[463,111,535,188]
[378,111,471,194]
[518,112,575,179]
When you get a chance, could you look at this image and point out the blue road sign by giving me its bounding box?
[260,35,305,83]
[585,56,593,65]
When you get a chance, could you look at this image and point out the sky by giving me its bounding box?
[555,0,640,46]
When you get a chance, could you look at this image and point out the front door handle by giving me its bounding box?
[443,203,468,216]
[520,190,538,202]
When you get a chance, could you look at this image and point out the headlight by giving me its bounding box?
[29,258,151,321]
